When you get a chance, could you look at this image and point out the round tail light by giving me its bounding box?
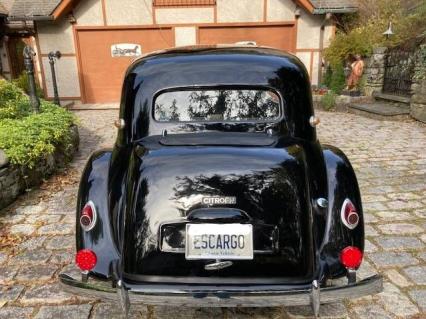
[341,199,359,229]
[75,249,97,271]
[80,201,97,231]
[340,246,363,269]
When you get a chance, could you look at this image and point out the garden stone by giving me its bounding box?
[369,252,419,268]
[0,285,25,303]
[34,304,92,319]
[21,283,75,305]
[403,266,426,285]
[408,289,426,311]
[0,150,9,168]
[92,303,148,319]
[351,304,392,319]
[375,236,423,250]
[0,307,34,319]
[15,264,57,282]
[378,283,419,317]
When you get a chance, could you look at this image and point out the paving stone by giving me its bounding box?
[375,236,424,250]
[364,225,379,237]
[14,249,51,265]
[363,213,379,223]
[0,285,25,303]
[17,236,47,251]
[92,303,148,319]
[403,266,426,285]
[34,304,92,319]
[36,223,72,235]
[0,306,34,319]
[369,252,419,268]
[414,209,426,219]
[0,266,17,284]
[49,251,73,264]
[363,202,388,212]
[25,214,62,224]
[45,235,74,250]
[408,289,426,311]
[357,259,377,280]
[15,204,47,215]
[351,304,392,319]
[375,211,413,221]
[383,269,413,287]
[21,283,76,305]
[285,302,347,318]
[421,234,426,243]
[386,200,423,210]
[418,251,426,261]
[0,252,7,264]
[364,239,378,253]
[9,224,35,235]
[15,264,57,282]
[378,283,419,317]
[3,214,26,224]
[377,223,423,235]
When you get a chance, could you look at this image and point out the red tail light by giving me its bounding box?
[340,246,363,269]
[341,199,359,229]
[80,201,96,231]
[76,249,97,271]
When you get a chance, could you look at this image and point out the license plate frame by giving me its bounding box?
[185,223,253,260]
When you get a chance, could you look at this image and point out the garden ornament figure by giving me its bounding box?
[346,55,364,90]
[23,46,40,113]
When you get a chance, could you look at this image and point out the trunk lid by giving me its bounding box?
[123,135,314,283]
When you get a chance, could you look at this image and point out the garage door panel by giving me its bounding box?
[199,25,295,52]
[77,28,173,103]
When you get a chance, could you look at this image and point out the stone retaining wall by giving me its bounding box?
[410,44,426,123]
[364,47,387,97]
[0,125,79,209]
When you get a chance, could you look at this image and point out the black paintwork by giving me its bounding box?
[76,46,364,286]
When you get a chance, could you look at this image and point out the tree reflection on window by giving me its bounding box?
[154,89,280,122]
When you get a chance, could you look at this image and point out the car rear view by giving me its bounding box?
[60,45,382,317]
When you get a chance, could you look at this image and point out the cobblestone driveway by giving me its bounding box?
[0,109,425,318]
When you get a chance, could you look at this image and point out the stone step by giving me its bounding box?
[348,102,411,121]
[372,91,411,105]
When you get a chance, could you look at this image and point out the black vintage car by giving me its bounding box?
[60,45,382,316]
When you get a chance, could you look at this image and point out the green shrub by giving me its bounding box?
[0,79,32,119]
[329,64,346,94]
[322,65,333,88]
[0,80,76,168]
[320,91,337,111]
[12,72,44,98]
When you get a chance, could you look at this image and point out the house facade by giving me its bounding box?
[6,0,357,104]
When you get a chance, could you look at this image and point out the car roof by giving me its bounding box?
[129,44,297,67]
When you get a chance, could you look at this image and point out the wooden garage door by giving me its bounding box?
[199,24,296,52]
[76,28,174,103]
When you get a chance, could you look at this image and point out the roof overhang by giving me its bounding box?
[8,0,76,22]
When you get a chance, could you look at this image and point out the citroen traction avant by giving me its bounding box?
[59,45,383,317]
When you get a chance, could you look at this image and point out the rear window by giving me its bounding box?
[154,89,281,122]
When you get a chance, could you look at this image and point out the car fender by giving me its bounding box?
[319,145,364,279]
[76,149,120,279]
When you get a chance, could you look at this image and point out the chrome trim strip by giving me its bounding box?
[59,273,383,307]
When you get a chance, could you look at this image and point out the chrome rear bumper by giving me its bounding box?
[59,272,382,309]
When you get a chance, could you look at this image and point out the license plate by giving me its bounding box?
[185,224,253,260]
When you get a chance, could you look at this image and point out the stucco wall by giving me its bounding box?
[42,56,80,98]
[37,19,75,54]
[217,0,263,23]
[267,0,296,22]
[105,0,153,25]
[296,10,322,49]
[175,27,197,46]
[155,7,214,24]
[74,0,104,26]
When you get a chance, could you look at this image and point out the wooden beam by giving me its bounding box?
[52,0,78,21]
[294,0,315,14]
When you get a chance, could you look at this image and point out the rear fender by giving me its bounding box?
[319,145,364,279]
[76,149,119,279]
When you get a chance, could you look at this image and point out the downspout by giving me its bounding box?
[318,13,332,85]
